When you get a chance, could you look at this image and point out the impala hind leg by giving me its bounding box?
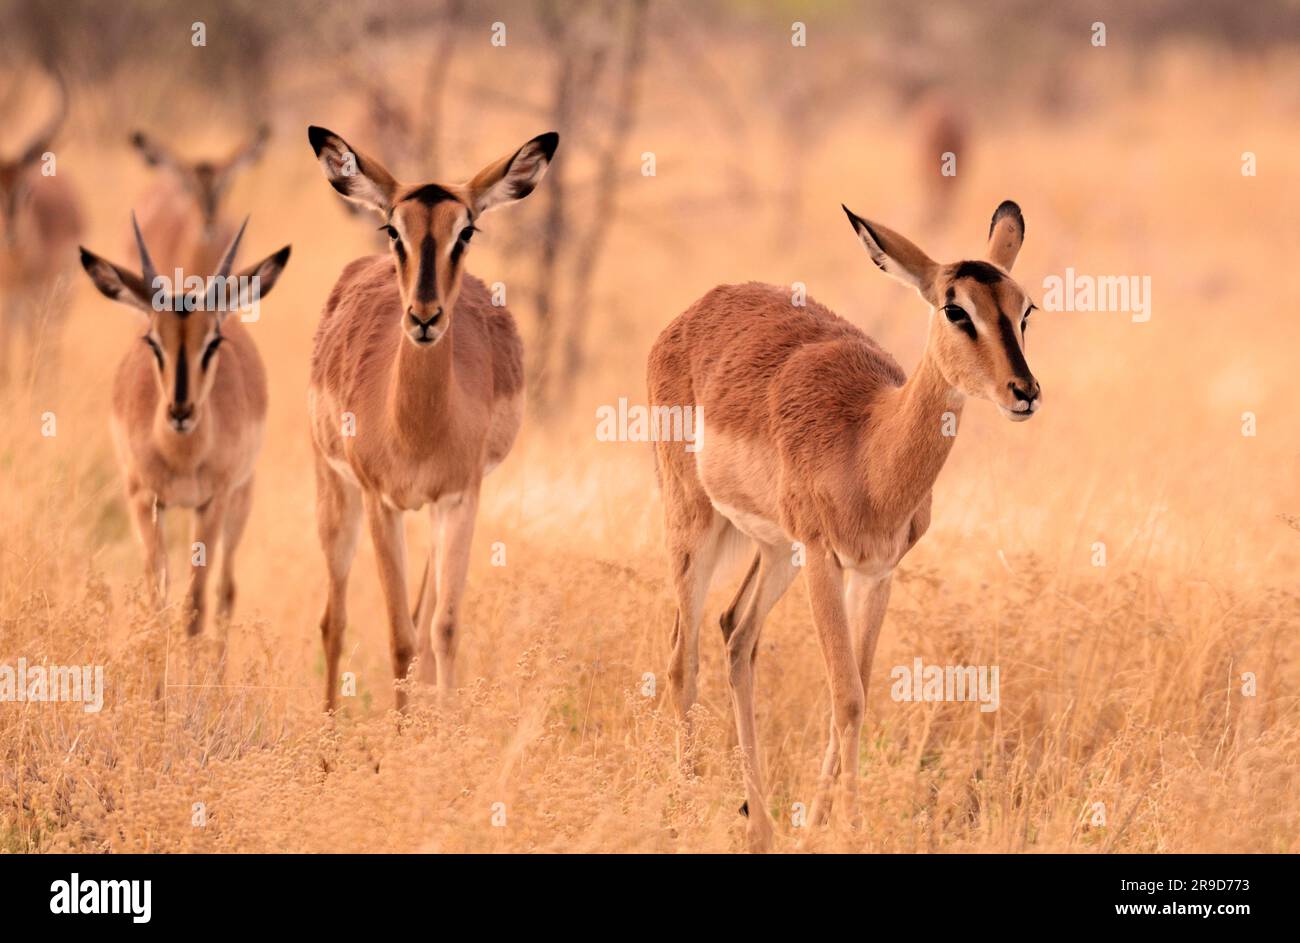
[315,455,361,712]
[364,494,417,711]
[722,542,798,852]
[811,570,892,827]
[664,511,728,758]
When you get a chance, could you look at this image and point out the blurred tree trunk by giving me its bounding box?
[415,0,465,177]
[526,0,648,417]
[555,0,649,404]
[524,6,578,413]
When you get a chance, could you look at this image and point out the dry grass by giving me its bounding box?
[1,34,1298,853]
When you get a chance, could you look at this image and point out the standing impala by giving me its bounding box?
[79,216,290,636]
[128,125,270,276]
[306,125,557,712]
[0,70,82,385]
[648,202,1040,851]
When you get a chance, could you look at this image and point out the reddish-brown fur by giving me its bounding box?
[0,72,82,384]
[306,126,555,712]
[80,221,290,637]
[309,258,523,502]
[128,127,269,276]
[648,203,1039,851]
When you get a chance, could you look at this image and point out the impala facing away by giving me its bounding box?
[0,70,83,385]
[79,216,290,636]
[128,125,270,276]
[648,201,1040,851]
[306,125,557,712]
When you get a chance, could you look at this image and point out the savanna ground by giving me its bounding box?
[1,3,1298,852]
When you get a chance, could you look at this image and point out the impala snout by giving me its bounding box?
[406,304,445,346]
[168,402,196,434]
[999,377,1041,421]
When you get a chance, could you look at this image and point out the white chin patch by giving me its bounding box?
[998,401,1038,422]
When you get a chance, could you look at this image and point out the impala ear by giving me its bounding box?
[467,132,559,215]
[79,247,154,315]
[307,125,398,215]
[842,205,939,299]
[234,245,291,306]
[129,131,179,171]
[987,200,1024,271]
[227,124,271,172]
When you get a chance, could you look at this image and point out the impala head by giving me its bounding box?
[308,125,558,347]
[130,125,270,239]
[78,215,290,435]
[843,200,1041,421]
[0,70,68,248]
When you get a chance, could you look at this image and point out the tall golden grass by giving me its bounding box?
[1,36,1297,852]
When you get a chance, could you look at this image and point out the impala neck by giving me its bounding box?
[388,320,458,452]
[861,340,964,523]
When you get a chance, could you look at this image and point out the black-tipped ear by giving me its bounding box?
[79,246,153,314]
[307,125,398,215]
[987,200,1024,270]
[236,244,291,303]
[467,132,560,215]
[236,243,295,305]
[307,125,330,157]
[842,204,939,296]
[530,131,560,161]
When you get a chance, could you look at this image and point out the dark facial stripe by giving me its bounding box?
[996,311,1032,383]
[415,235,438,304]
[201,336,222,371]
[174,341,189,406]
[401,184,460,207]
[953,260,1004,284]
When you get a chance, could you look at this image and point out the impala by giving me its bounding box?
[128,125,270,276]
[647,201,1040,851]
[306,125,557,712]
[79,215,290,636]
[0,70,82,385]
[917,92,966,227]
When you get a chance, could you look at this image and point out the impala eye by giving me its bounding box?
[380,224,400,242]
[943,305,977,340]
[458,225,475,244]
[142,335,163,369]
[201,336,222,370]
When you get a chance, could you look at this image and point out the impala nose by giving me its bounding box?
[1010,379,1039,404]
[169,403,194,428]
[1005,379,1041,420]
[407,307,443,344]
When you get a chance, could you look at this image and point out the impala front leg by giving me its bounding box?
[127,483,168,607]
[805,547,863,832]
[811,569,892,827]
[428,489,479,694]
[365,494,417,711]
[184,493,226,637]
